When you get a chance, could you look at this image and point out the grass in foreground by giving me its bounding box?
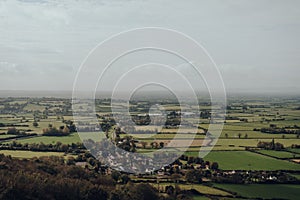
[214,184,300,200]
[192,196,210,200]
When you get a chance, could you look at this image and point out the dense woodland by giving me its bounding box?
[0,154,197,200]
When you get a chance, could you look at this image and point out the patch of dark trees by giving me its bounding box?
[257,139,284,150]
[42,124,76,136]
[290,144,300,149]
[99,118,115,132]
[0,154,194,200]
[0,123,29,127]
[6,127,35,136]
[200,111,211,119]
[131,112,182,127]
[0,154,112,200]
[254,124,300,135]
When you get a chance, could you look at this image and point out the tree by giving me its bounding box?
[7,127,18,135]
[194,157,204,164]
[33,121,39,128]
[110,191,122,200]
[185,169,202,184]
[165,185,175,195]
[87,157,96,166]
[274,142,284,150]
[225,133,228,138]
[128,183,159,200]
[187,156,195,164]
[111,171,121,182]
[120,174,130,184]
[211,162,219,170]
[159,142,164,148]
[238,133,242,139]
[68,123,77,133]
[86,186,108,200]
[271,138,275,149]
[150,142,158,149]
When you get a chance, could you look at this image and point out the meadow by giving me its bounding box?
[186,151,300,170]
[12,133,81,145]
[150,183,232,197]
[214,184,300,200]
[0,150,65,158]
[257,149,299,159]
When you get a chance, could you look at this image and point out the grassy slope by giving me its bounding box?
[11,133,81,145]
[202,151,300,170]
[150,183,231,196]
[258,150,299,158]
[214,184,300,200]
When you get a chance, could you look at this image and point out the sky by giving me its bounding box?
[0,0,300,94]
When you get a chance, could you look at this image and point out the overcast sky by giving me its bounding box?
[0,0,299,94]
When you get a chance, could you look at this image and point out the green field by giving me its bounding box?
[289,173,300,180]
[0,150,65,158]
[23,103,45,111]
[192,196,210,200]
[199,121,300,139]
[178,138,300,151]
[128,133,205,140]
[197,151,300,170]
[137,137,300,151]
[150,183,231,197]
[10,133,81,145]
[258,150,298,159]
[214,184,300,200]
[217,138,299,149]
[287,148,300,154]
[0,134,17,139]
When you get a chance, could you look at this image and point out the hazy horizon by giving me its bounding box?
[0,0,300,94]
[0,89,299,99]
